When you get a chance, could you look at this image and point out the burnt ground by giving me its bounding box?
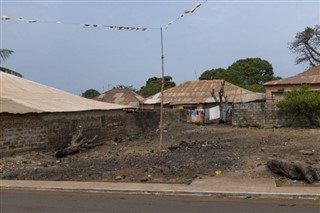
[1,124,320,185]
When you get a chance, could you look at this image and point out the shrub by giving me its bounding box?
[277,85,320,126]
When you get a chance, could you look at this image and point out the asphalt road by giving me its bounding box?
[1,190,319,213]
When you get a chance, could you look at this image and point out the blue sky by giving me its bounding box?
[1,0,319,95]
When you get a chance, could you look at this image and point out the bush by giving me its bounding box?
[277,85,320,126]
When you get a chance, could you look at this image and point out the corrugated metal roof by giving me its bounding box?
[144,80,265,105]
[0,72,130,114]
[264,65,320,86]
[94,88,144,108]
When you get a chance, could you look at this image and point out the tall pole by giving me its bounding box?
[159,27,165,154]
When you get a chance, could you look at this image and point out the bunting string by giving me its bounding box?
[1,15,149,31]
[163,0,208,30]
[1,1,208,32]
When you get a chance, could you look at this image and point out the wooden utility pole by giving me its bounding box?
[159,27,165,154]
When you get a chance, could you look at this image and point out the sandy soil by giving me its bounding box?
[1,124,319,185]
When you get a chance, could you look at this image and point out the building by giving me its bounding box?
[94,88,144,109]
[143,80,265,109]
[0,72,130,114]
[143,80,265,123]
[0,72,135,152]
[264,65,320,102]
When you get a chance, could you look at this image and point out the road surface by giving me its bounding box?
[1,190,319,213]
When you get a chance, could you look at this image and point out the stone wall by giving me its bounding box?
[232,102,320,127]
[0,109,182,153]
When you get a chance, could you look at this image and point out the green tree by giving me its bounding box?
[227,58,278,86]
[113,85,137,93]
[81,89,100,99]
[140,76,176,97]
[277,85,320,126]
[0,49,23,77]
[199,58,280,92]
[199,68,226,80]
[289,25,320,67]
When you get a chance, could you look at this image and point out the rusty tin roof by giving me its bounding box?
[94,88,144,108]
[264,65,320,86]
[144,80,265,105]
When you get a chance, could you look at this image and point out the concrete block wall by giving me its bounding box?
[43,110,125,149]
[232,102,319,127]
[163,109,184,127]
[0,109,181,153]
[0,114,47,152]
[232,103,265,127]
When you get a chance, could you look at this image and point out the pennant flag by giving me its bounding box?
[164,0,208,30]
[1,16,148,31]
[1,1,208,32]
[190,3,202,13]
[1,16,11,20]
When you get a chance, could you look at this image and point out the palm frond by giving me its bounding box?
[0,49,14,64]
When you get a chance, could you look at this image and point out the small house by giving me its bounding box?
[94,88,144,109]
[143,80,265,123]
[0,72,132,152]
[264,65,320,102]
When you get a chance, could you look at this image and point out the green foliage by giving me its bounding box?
[243,84,264,93]
[0,49,14,64]
[199,68,226,80]
[277,85,320,125]
[0,66,23,78]
[113,85,137,92]
[81,89,101,99]
[227,58,278,87]
[199,58,281,93]
[289,25,320,66]
[0,49,23,77]
[139,76,176,97]
[194,121,203,126]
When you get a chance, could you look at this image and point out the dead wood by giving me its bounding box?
[55,127,99,158]
[267,159,320,184]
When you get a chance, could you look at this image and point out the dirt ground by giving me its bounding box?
[1,124,319,185]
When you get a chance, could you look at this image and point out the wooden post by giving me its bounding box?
[159,27,165,154]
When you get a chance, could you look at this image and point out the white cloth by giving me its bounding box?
[209,106,220,120]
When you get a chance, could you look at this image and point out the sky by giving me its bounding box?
[1,0,319,95]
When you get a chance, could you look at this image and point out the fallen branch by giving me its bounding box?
[55,126,99,158]
[267,159,320,184]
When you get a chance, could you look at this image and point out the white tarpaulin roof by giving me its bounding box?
[0,72,130,114]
